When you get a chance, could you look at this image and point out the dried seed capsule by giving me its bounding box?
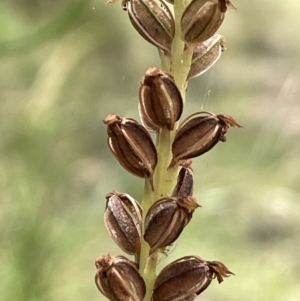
[172,159,194,197]
[187,34,226,80]
[144,196,200,255]
[181,0,236,45]
[139,67,183,132]
[95,255,146,301]
[153,255,234,301]
[104,114,157,188]
[126,0,175,55]
[104,191,143,256]
[169,111,241,167]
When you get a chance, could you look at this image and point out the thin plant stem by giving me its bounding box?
[140,179,153,274]
[139,1,193,300]
[171,0,194,98]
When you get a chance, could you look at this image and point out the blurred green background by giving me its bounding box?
[1,0,299,300]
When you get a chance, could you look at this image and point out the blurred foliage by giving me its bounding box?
[0,0,300,301]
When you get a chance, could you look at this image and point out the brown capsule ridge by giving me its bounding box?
[95,255,146,301]
[169,111,241,167]
[127,0,175,55]
[104,114,157,188]
[139,67,183,132]
[172,160,194,197]
[187,34,225,80]
[144,196,200,255]
[138,97,160,132]
[104,191,142,256]
[152,255,234,301]
[181,0,230,45]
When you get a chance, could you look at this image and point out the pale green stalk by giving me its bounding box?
[139,1,195,300]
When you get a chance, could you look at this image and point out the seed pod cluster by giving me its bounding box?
[152,255,234,301]
[139,67,183,132]
[144,196,200,255]
[99,2,238,300]
[170,111,241,167]
[104,191,143,256]
[104,114,157,188]
[95,255,146,301]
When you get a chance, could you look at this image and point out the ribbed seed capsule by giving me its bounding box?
[172,159,194,197]
[188,34,226,80]
[126,0,175,55]
[144,196,200,255]
[104,191,143,256]
[181,0,236,45]
[104,114,157,188]
[152,255,234,301]
[95,255,146,301]
[169,111,241,167]
[139,67,183,132]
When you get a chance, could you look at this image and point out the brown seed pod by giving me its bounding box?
[181,0,236,45]
[126,0,175,55]
[104,114,157,188]
[104,191,143,256]
[139,67,183,132]
[152,255,234,301]
[169,111,241,167]
[188,34,226,80]
[172,159,194,197]
[144,196,200,255]
[95,255,146,301]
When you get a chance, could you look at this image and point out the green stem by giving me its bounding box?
[153,128,178,201]
[139,1,194,300]
[139,182,159,301]
[141,252,158,301]
[140,180,153,273]
[171,0,195,103]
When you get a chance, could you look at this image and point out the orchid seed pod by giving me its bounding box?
[139,67,183,132]
[187,34,226,80]
[169,111,241,167]
[95,255,146,301]
[104,114,157,188]
[126,0,175,55]
[144,196,200,255]
[104,191,143,256]
[181,0,237,45]
[152,255,234,301]
[172,159,194,197]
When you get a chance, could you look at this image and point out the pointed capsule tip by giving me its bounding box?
[104,114,121,125]
[226,0,237,10]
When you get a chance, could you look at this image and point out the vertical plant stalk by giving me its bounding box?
[171,0,194,99]
[139,179,155,301]
[97,2,237,301]
[140,1,194,300]
[140,127,178,301]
